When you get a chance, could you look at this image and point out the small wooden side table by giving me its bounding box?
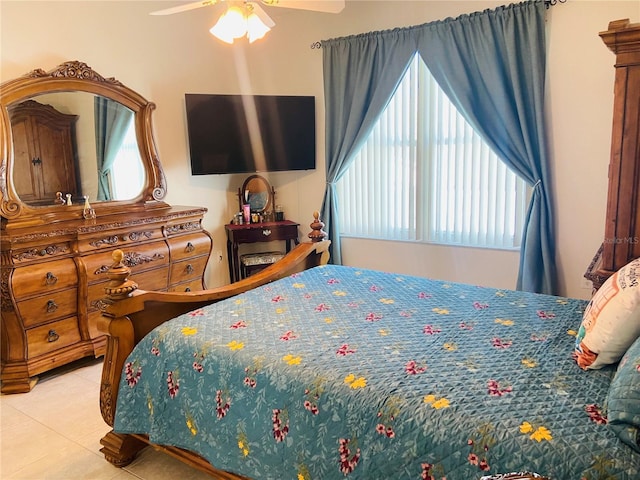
[225,220,299,283]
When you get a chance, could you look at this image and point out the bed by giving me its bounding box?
[97,215,640,480]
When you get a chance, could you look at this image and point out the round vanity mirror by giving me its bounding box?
[240,174,274,213]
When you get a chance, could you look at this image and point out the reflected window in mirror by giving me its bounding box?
[110,119,145,200]
[95,97,144,201]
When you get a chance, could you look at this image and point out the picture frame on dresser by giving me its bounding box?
[0,60,213,394]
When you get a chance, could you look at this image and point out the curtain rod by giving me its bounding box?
[311,0,566,49]
[544,0,566,8]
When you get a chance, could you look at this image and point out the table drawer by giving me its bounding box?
[229,224,298,243]
[168,232,211,262]
[87,267,169,311]
[169,256,209,285]
[26,316,81,358]
[17,288,77,328]
[83,241,170,284]
[11,258,78,298]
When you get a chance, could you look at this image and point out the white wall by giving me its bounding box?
[2,0,638,298]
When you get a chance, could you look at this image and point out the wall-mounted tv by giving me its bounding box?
[185,93,316,175]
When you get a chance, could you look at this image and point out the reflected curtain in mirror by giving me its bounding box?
[94,97,134,201]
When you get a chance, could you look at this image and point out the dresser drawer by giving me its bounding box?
[87,267,169,311]
[168,278,205,293]
[169,256,209,285]
[83,241,170,284]
[167,232,211,262]
[11,258,78,298]
[26,316,81,358]
[16,288,77,328]
[77,227,164,253]
[10,242,73,265]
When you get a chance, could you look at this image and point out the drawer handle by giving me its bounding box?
[45,272,58,285]
[185,287,191,292]
[47,329,60,343]
[185,242,195,253]
[262,229,272,236]
[185,264,194,274]
[46,299,58,313]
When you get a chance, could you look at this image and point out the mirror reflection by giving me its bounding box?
[8,91,145,206]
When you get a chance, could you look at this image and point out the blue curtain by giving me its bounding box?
[95,97,133,201]
[320,29,417,265]
[320,0,557,294]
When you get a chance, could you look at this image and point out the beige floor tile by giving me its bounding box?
[1,357,227,479]
[0,410,78,477]
[70,358,104,383]
[2,363,106,442]
[5,441,128,480]
[75,422,113,453]
[0,401,30,429]
[110,470,145,480]
[123,448,215,480]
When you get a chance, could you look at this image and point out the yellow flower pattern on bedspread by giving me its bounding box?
[114,265,640,479]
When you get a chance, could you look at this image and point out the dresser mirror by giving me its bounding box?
[0,60,167,224]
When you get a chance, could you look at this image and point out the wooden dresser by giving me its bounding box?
[1,207,212,394]
[0,61,213,393]
[586,19,640,288]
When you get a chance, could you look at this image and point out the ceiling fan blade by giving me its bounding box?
[260,0,345,14]
[250,3,276,28]
[150,0,220,16]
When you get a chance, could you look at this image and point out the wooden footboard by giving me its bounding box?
[97,213,330,476]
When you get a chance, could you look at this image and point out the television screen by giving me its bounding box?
[185,93,316,175]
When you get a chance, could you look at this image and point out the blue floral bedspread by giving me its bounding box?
[114,265,640,479]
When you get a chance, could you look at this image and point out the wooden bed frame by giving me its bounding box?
[97,213,330,479]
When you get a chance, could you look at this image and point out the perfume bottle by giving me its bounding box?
[83,196,96,219]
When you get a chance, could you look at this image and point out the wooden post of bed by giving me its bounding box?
[96,213,330,471]
[97,251,150,466]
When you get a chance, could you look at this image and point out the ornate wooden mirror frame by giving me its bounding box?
[0,60,168,226]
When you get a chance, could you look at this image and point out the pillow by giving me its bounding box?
[574,257,640,369]
[607,334,640,452]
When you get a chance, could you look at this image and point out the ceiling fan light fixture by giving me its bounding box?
[210,5,248,43]
[247,11,271,43]
[152,0,344,43]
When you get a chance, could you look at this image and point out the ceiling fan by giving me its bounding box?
[151,0,345,43]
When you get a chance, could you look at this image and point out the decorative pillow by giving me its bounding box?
[574,257,640,369]
[607,334,640,452]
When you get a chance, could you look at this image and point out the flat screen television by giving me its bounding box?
[185,93,316,175]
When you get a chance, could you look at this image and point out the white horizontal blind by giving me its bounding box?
[337,55,528,249]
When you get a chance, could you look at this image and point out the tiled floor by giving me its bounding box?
[0,358,214,479]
